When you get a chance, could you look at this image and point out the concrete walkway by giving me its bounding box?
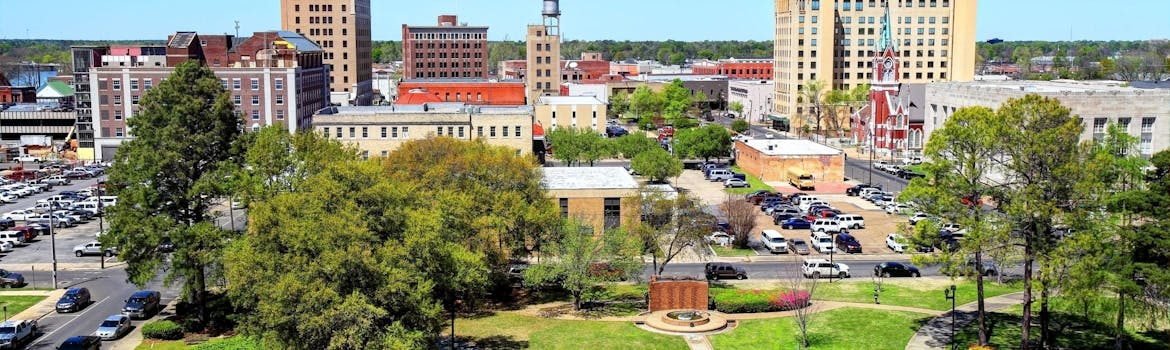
[904,292,1026,350]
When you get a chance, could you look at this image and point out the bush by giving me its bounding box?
[712,289,781,313]
[731,119,750,134]
[771,290,811,311]
[193,336,262,350]
[141,320,184,340]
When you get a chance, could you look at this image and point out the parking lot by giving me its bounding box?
[673,168,911,257]
[0,172,116,269]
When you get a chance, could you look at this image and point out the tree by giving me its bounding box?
[661,80,694,123]
[631,147,682,183]
[547,127,585,166]
[634,192,714,276]
[783,268,820,348]
[799,80,827,140]
[996,94,1085,349]
[720,195,757,249]
[613,132,659,159]
[728,101,744,116]
[104,60,243,327]
[731,119,750,134]
[673,123,731,161]
[524,219,643,310]
[609,90,630,119]
[630,85,663,120]
[901,106,1009,346]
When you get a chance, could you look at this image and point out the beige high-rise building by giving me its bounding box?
[281,0,373,106]
[526,0,563,104]
[772,0,976,129]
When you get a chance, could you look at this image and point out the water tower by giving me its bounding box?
[542,0,560,36]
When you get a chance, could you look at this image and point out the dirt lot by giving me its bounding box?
[672,169,912,256]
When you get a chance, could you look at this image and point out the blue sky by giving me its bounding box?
[1,0,1167,42]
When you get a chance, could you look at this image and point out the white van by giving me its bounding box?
[760,229,789,254]
[835,214,865,229]
[707,169,734,181]
[74,202,102,216]
[97,196,118,207]
[0,231,27,246]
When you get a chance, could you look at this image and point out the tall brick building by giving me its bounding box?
[402,15,489,79]
[280,0,372,106]
[526,0,563,103]
[80,31,329,160]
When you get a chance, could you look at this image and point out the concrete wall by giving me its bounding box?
[535,103,608,133]
[313,111,532,157]
[735,141,846,183]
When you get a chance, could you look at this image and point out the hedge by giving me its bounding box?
[193,336,262,350]
[711,288,811,313]
[141,320,184,340]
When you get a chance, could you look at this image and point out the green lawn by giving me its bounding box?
[954,311,1168,350]
[815,280,1022,311]
[724,165,775,195]
[711,244,758,256]
[451,312,686,350]
[709,307,929,349]
[906,164,925,173]
[135,336,257,350]
[0,295,46,317]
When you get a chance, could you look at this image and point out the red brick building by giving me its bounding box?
[395,80,524,105]
[402,15,488,79]
[691,58,773,80]
[496,53,611,83]
[0,71,37,103]
[86,31,330,160]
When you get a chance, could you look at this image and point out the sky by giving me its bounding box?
[1,0,1168,42]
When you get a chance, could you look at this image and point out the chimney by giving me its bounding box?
[437,15,457,26]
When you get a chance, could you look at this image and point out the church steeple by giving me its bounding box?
[875,1,897,54]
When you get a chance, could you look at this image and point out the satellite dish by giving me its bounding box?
[568,61,578,68]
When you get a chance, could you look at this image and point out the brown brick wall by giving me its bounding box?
[648,280,709,311]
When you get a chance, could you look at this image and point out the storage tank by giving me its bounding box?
[542,0,560,16]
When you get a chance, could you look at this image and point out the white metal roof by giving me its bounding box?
[542,167,638,190]
[742,139,842,157]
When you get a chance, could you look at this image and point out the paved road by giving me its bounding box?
[644,259,945,281]
[0,176,113,272]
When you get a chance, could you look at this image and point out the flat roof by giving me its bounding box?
[742,139,842,156]
[932,79,1169,93]
[538,96,604,105]
[317,104,531,115]
[542,167,639,190]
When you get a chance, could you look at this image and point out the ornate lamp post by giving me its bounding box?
[944,284,957,350]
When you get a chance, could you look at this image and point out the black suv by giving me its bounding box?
[835,233,863,254]
[845,184,878,196]
[58,336,101,350]
[704,263,747,280]
[56,287,92,313]
[123,290,162,319]
[874,262,921,277]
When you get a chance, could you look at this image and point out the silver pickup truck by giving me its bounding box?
[0,319,38,349]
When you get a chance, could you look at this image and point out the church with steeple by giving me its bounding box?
[852,2,912,152]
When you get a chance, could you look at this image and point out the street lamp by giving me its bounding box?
[829,230,838,283]
[97,184,105,269]
[944,284,957,350]
[49,213,57,289]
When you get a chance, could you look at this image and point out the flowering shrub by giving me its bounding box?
[771,290,811,311]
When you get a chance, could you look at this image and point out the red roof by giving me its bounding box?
[395,89,443,105]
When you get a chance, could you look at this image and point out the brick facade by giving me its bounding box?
[402,15,489,79]
[648,279,710,312]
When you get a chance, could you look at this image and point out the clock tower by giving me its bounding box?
[855,1,909,152]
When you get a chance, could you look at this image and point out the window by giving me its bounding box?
[250,78,259,90]
[381,127,387,138]
[130,79,139,90]
[132,95,139,105]
[448,126,454,136]
[502,126,509,137]
[559,198,568,218]
[392,127,398,138]
[252,110,260,120]
[336,128,342,138]
[477,126,484,137]
[402,127,409,138]
[323,127,330,137]
[381,151,388,157]
[361,151,368,160]
[362,127,368,138]
[114,95,122,105]
[115,128,124,137]
[349,127,356,138]
[275,95,284,105]
[603,198,621,229]
[232,78,241,90]
[458,127,465,138]
[811,0,820,10]
[1093,118,1108,139]
[515,125,522,137]
[276,110,284,120]
[144,79,153,90]
[114,110,122,120]
[1141,117,1155,133]
[252,96,260,105]
[112,79,121,90]
[233,95,241,105]
[275,78,284,90]
[221,79,228,90]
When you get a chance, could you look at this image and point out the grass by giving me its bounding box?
[815,279,1022,311]
[451,312,686,350]
[134,337,255,350]
[906,164,925,173]
[709,307,929,349]
[711,244,758,256]
[0,295,47,317]
[954,311,1168,350]
[723,165,775,195]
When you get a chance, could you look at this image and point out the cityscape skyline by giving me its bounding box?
[0,0,1167,42]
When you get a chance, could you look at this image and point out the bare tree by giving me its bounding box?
[783,268,820,349]
[720,195,757,249]
[633,189,714,276]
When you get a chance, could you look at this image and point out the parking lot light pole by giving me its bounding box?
[50,215,57,289]
[98,186,104,269]
[945,284,957,350]
[829,231,837,283]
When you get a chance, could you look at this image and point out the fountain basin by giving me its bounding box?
[641,309,729,334]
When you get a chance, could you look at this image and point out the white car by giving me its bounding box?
[802,258,851,279]
[0,193,15,203]
[886,233,907,253]
[3,209,36,221]
[94,314,131,340]
[909,212,933,225]
[885,202,913,215]
[0,241,13,253]
[873,160,891,171]
[810,218,843,233]
[723,178,750,188]
[707,232,732,246]
[811,233,836,254]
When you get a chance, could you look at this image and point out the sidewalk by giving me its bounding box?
[7,288,67,321]
[904,292,1026,350]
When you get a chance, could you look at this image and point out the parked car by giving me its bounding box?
[43,175,70,186]
[947,259,998,277]
[704,262,747,280]
[744,190,773,203]
[873,160,891,171]
[760,229,789,254]
[908,212,933,225]
[121,290,162,319]
[723,178,749,188]
[0,241,12,254]
[13,155,42,163]
[0,269,25,288]
[56,335,101,350]
[885,233,907,253]
[802,258,850,279]
[2,209,36,222]
[810,218,843,233]
[835,233,863,253]
[845,184,879,196]
[56,287,93,313]
[779,218,812,230]
[707,232,732,246]
[605,125,629,137]
[811,233,835,254]
[73,241,117,257]
[874,262,921,278]
[885,202,914,215]
[835,214,865,229]
[0,218,13,230]
[787,238,811,255]
[94,314,131,340]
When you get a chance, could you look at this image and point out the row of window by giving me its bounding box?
[99,78,155,91]
[808,0,951,11]
[556,198,621,229]
[239,109,285,121]
[321,125,526,140]
[409,32,486,40]
[412,42,485,49]
[1092,117,1157,134]
[306,27,347,37]
[294,4,346,12]
[413,61,485,69]
[221,78,285,91]
[412,52,484,59]
[414,71,485,78]
[231,94,285,106]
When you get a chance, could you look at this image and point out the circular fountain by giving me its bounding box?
[663,310,711,327]
[641,309,729,334]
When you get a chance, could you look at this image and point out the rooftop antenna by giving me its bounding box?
[234,20,240,38]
